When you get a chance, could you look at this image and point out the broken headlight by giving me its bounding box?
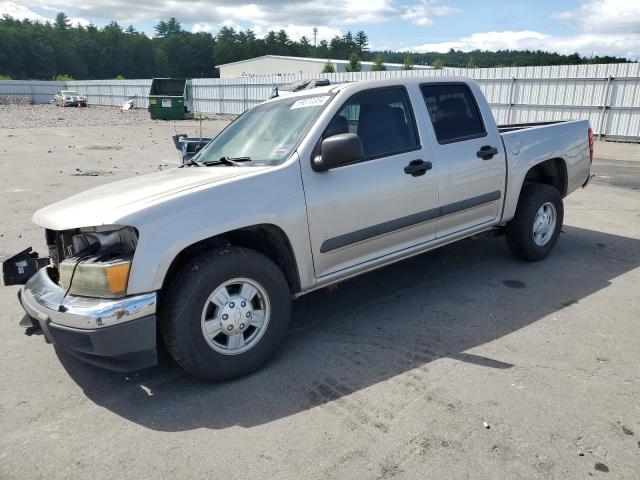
[57,226,137,298]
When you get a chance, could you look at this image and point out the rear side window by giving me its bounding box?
[324,87,419,159]
[421,84,486,144]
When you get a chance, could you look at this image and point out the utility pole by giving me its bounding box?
[313,27,318,47]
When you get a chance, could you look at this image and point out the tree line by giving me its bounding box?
[0,13,630,80]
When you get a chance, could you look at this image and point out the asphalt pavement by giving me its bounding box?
[0,119,638,479]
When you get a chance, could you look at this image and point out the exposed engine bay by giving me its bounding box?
[43,226,138,298]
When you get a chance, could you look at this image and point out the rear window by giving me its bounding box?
[421,84,486,144]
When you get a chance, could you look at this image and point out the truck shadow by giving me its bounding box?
[57,225,640,431]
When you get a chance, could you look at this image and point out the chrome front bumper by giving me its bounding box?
[18,267,158,371]
[20,267,156,330]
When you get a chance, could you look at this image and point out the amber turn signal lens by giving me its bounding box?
[105,262,131,296]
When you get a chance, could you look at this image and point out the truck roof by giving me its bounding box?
[332,75,475,92]
[264,76,476,105]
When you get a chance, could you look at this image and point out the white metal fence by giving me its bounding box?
[0,80,66,104]
[1,63,639,141]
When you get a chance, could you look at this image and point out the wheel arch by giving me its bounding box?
[522,157,567,197]
[161,223,302,294]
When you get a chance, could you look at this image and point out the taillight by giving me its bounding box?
[588,127,594,165]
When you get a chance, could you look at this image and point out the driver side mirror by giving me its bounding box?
[312,133,364,172]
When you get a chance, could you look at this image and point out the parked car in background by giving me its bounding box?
[54,90,87,107]
[5,76,593,381]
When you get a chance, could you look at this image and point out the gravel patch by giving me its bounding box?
[0,104,237,129]
[0,95,32,105]
[0,104,151,129]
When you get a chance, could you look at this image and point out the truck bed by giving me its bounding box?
[498,120,567,133]
[498,118,592,223]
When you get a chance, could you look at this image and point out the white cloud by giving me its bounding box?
[0,2,91,27]
[410,1,640,59]
[411,30,640,59]
[19,0,460,29]
[0,1,47,22]
[553,0,640,34]
[22,0,397,26]
[401,0,461,26]
[413,30,548,52]
[252,24,341,42]
[69,17,90,27]
[191,23,214,33]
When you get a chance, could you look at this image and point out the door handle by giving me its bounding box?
[476,145,499,160]
[404,159,432,177]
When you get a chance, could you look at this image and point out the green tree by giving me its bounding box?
[165,17,183,36]
[402,55,414,70]
[54,12,70,31]
[322,61,335,73]
[355,30,369,53]
[347,52,361,72]
[213,26,241,66]
[343,31,356,52]
[372,54,386,71]
[297,35,313,57]
[466,54,476,69]
[0,16,631,81]
[317,40,330,59]
[154,17,183,38]
[432,57,444,69]
[275,29,291,55]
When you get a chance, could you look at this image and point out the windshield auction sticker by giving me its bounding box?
[290,96,330,110]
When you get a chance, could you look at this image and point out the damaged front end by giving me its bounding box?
[4,226,158,372]
[2,248,51,286]
[47,225,137,299]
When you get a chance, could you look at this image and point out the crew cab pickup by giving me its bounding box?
[4,77,593,380]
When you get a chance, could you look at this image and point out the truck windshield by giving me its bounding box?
[194,95,331,166]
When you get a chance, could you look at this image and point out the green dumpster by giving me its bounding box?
[148,78,194,120]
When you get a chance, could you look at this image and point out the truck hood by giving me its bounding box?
[33,166,266,230]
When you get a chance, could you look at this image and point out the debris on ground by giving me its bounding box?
[0,95,32,105]
[0,104,148,129]
[0,103,236,129]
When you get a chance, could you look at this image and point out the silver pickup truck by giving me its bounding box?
[4,76,593,380]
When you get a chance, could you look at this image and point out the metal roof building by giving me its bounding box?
[216,55,434,78]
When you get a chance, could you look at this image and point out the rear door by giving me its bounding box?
[420,83,505,238]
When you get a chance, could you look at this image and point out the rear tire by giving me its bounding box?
[505,183,563,261]
[160,247,291,381]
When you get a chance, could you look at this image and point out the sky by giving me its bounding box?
[1,0,639,59]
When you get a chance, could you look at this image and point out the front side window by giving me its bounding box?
[324,87,418,159]
[195,95,330,166]
[421,84,486,144]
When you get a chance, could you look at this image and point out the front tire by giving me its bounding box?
[505,183,563,261]
[160,247,291,381]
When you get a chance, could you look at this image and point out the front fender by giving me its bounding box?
[123,156,314,294]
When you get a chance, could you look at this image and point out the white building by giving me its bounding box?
[217,55,434,78]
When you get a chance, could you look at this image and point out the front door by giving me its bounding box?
[301,86,440,278]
